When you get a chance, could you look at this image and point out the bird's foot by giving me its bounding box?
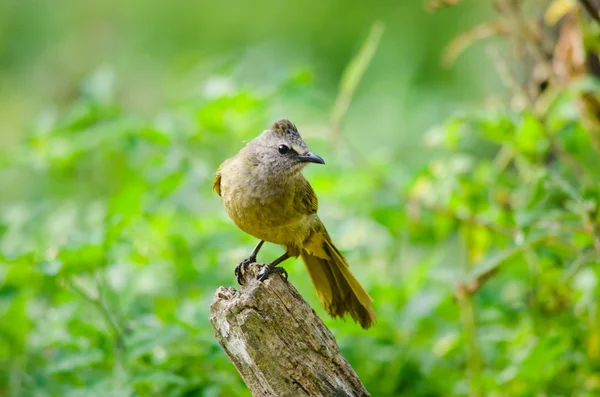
[234,256,256,285]
[257,265,288,282]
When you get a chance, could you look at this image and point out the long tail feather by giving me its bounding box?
[300,237,376,329]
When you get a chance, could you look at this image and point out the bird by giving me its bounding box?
[213,119,376,329]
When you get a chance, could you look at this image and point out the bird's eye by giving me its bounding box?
[278,145,290,154]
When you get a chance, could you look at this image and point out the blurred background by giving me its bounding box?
[2,0,600,396]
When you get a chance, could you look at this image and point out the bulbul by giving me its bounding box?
[213,119,376,329]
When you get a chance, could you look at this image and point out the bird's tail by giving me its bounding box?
[300,235,376,329]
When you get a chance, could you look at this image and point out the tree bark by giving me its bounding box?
[209,263,370,397]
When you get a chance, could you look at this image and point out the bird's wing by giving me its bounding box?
[297,176,319,215]
[213,163,223,197]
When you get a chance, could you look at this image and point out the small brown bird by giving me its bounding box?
[213,119,376,329]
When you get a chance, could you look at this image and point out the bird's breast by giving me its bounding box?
[219,166,310,246]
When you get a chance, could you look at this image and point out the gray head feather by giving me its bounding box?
[246,119,312,177]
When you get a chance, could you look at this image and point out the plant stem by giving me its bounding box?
[67,277,125,351]
[458,228,484,397]
[456,286,483,397]
[331,21,385,140]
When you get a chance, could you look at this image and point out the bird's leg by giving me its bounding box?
[235,240,265,284]
[257,252,291,282]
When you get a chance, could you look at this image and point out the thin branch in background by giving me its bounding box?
[95,270,131,336]
[462,233,556,295]
[455,289,483,397]
[540,119,588,178]
[531,82,563,117]
[524,248,542,282]
[409,197,592,254]
[563,248,597,281]
[8,355,24,397]
[577,92,600,154]
[408,198,517,236]
[456,231,484,397]
[67,277,125,351]
[493,145,516,172]
[484,1,591,180]
[529,86,588,180]
[427,0,462,12]
[497,0,555,81]
[579,0,600,22]
[550,172,600,254]
[487,46,534,107]
[331,21,385,142]
[581,207,600,255]
[551,11,600,156]
[442,21,511,67]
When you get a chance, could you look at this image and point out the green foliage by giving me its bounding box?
[407,75,600,395]
[2,2,600,397]
[4,61,600,396]
[1,71,272,397]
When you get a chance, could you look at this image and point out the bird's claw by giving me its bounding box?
[257,265,288,282]
[234,256,256,285]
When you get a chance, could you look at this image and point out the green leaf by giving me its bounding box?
[130,371,188,387]
[45,349,105,374]
[515,113,549,155]
[467,233,556,283]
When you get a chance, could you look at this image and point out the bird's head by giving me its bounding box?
[248,119,324,174]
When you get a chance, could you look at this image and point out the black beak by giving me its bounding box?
[296,151,325,165]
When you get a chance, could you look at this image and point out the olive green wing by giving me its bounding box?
[213,163,223,197]
[297,176,319,215]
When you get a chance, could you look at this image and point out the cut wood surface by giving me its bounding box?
[209,263,370,397]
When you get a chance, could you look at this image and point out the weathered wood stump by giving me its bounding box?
[209,263,370,397]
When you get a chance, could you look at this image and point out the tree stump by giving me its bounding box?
[209,263,370,397]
